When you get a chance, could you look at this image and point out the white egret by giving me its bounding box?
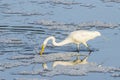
[40,30,101,55]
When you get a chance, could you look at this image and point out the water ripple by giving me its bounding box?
[13,63,120,77]
[30,20,119,30]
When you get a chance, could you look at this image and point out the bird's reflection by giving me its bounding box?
[52,52,91,68]
[42,52,92,70]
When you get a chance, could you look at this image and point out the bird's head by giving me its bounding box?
[39,36,55,55]
[40,44,46,55]
[95,31,101,37]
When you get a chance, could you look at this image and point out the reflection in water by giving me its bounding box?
[13,60,120,77]
[0,0,120,80]
[0,26,120,79]
[0,25,120,79]
[52,55,88,68]
[4,50,117,77]
[43,51,91,69]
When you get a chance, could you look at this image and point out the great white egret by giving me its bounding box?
[40,30,101,55]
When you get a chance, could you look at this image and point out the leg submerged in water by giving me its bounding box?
[82,42,92,52]
[76,44,80,59]
[77,44,80,53]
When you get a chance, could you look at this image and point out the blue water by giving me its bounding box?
[0,0,120,80]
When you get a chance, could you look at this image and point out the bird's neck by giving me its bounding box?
[43,36,72,46]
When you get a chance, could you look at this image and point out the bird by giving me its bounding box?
[40,30,101,55]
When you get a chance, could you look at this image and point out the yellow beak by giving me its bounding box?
[40,44,45,55]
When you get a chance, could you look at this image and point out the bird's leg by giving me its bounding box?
[87,46,92,53]
[87,51,92,56]
[77,44,80,53]
[76,55,79,60]
[76,44,80,59]
[83,42,92,53]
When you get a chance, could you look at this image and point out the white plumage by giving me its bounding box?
[40,30,101,55]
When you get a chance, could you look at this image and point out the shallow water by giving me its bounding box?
[0,0,120,80]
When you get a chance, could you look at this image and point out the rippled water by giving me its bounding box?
[0,0,120,80]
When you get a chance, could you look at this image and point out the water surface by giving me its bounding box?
[0,0,120,80]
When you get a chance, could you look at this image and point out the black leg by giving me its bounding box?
[77,44,80,53]
[87,46,92,52]
[86,44,92,55]
[88,51,92,55]
[76,55,80,60]
[83,43,92,52]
